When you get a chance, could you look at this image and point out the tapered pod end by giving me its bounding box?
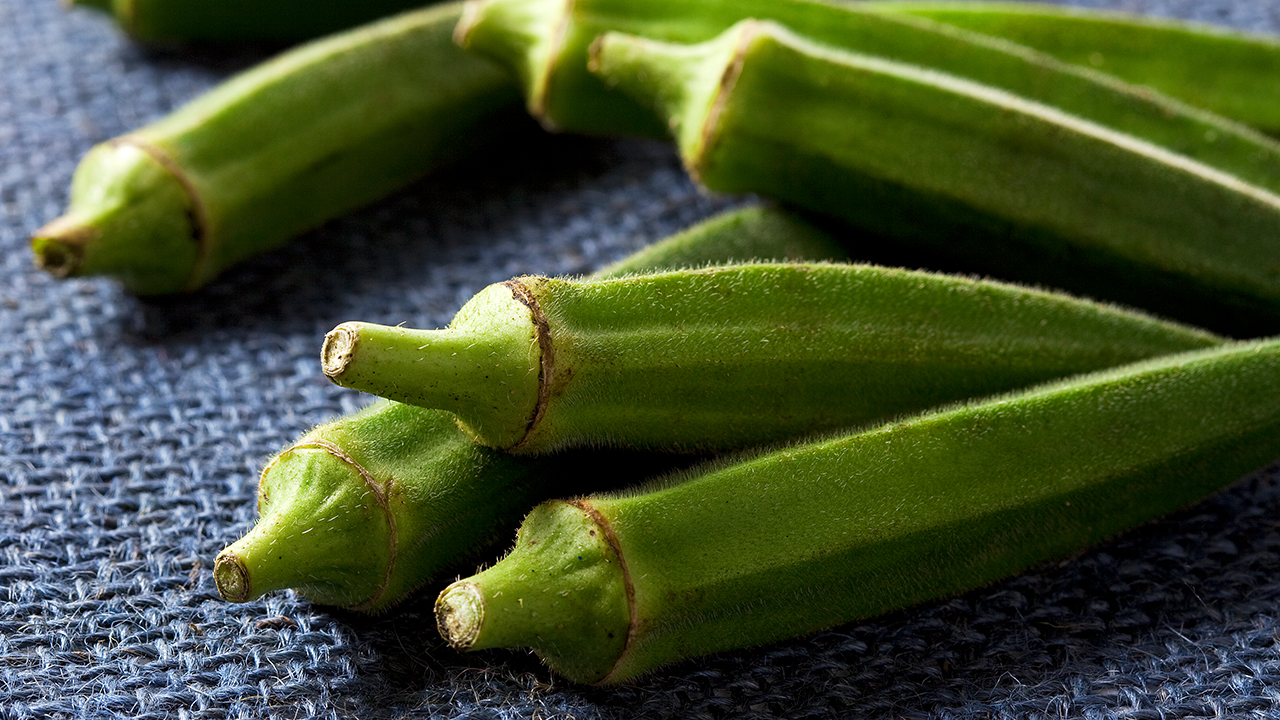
[213,444,394,610]
[453,0,563,121]
[435,500,632,684]
[32,140,200,295]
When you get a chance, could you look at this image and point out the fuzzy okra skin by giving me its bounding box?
[212,205,850,611]
[437,337,1280,684]
[454,0,1280,200]
[874,1,1280,137]
[322,262,1221,454]
[589,21,1280,336]
[32,3,525,295]
[69,0,430,42]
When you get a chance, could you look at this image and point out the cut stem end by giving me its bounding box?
[214,550,253,603]
[436,581,485,649]
[321,323,360,379]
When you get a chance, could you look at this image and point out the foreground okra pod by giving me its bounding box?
[437,338,1280,684]
[455,0,1280,198]
[589,21,1280,335]
[323,262,1220,454]
[33,3,525,295]
[213,205,850,610]
[70,0,428,43]
[875,1,1280,136]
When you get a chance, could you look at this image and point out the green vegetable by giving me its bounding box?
[212,205,850,611]
[69,0,429,43]
[588,20,1280,336]
[322,260,1220,454]
[454,0,1280,200]
[874,1,1280,136]
[436,337,1280,684]
[32,3,525,295]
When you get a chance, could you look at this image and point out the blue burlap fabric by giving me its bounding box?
[5,1,1280,717]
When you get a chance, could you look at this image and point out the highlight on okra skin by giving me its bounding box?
[455,0,1280,200]
[436,337,1280,684]
[32,2,524,295]
[212,205,850,611]
[587,20,1280,335]
[69,0,429,42]
[322,261,1222,454]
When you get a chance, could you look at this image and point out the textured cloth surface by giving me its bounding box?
[4,1,1280,718]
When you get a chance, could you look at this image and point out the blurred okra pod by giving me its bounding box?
[588,21,1280,335]
[437,337,1280,684]
[323,262,1220,453]
[33,2,526,295]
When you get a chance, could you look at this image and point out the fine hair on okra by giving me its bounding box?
[32,2,527,295]
[322,261,1222,454]
[436,337,1280,684]
[870,1,1280,136]
[454,0,1280,201]
[212,205,851,611]
[70,0,432,42]
[587,20,1280,335]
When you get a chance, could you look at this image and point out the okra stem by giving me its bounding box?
[34,3,525,294]
[325,261,1222,454]
[438,337,1280,684]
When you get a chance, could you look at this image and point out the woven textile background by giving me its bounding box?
[5,1,1280,718]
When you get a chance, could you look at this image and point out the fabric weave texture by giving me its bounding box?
[3,1,1280,718]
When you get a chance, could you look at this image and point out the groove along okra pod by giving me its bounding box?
[436,337,1280,684]
[32,2,526,295]
[212,205,852,611]
[454,0,1280,199]
[873,1,1280,136]
[322,262,1220,454]
[70,0,430,42]
[588,21,1280,336]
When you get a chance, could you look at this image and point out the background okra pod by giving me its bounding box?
[70,0,430,43]
[455,0,1280,198]
[874,1,1280,136]
[436,338,1280,684]
[589,21,1280,336]
[212,205,850,611]
[32,3,527,295]
[322,262,1221,454]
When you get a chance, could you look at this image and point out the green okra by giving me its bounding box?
[588,21,1280,336]
[33,3,525,295]
[322,261,1221,454]
[874,1,1280,136]
[436,337,1280,684]
[70,0,428,43]
[454,0,1280,199]
[212,205,850,611]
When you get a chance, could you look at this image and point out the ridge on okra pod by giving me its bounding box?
[32,2,526,295]
[212,205,852,611]
[322,261,1221,455]
[436,337,1280,684]
[454,0,1280,200]
[587,20,1280,336]
[70,0,432,42]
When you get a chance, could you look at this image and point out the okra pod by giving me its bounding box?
[874,1,1280,136]
[70,0,428,43]
[213,205,850,611]
[32,3,525,295]
[437,337,1280,684]
[589,21,1280,335]
[323,262,1221,454]
[455,0,1280,199]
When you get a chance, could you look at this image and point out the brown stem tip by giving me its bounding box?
[214,550,252,603]
[321,323,360,379]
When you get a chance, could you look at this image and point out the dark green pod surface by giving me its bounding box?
[32,3,525,295]
[323,262,1221,454]
[873,1,1280,137]
[589,21,1280,336]
[455,0,1280,199]
[436,337,1280,684]
[212,205,848,611]
[70,0,431,43]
